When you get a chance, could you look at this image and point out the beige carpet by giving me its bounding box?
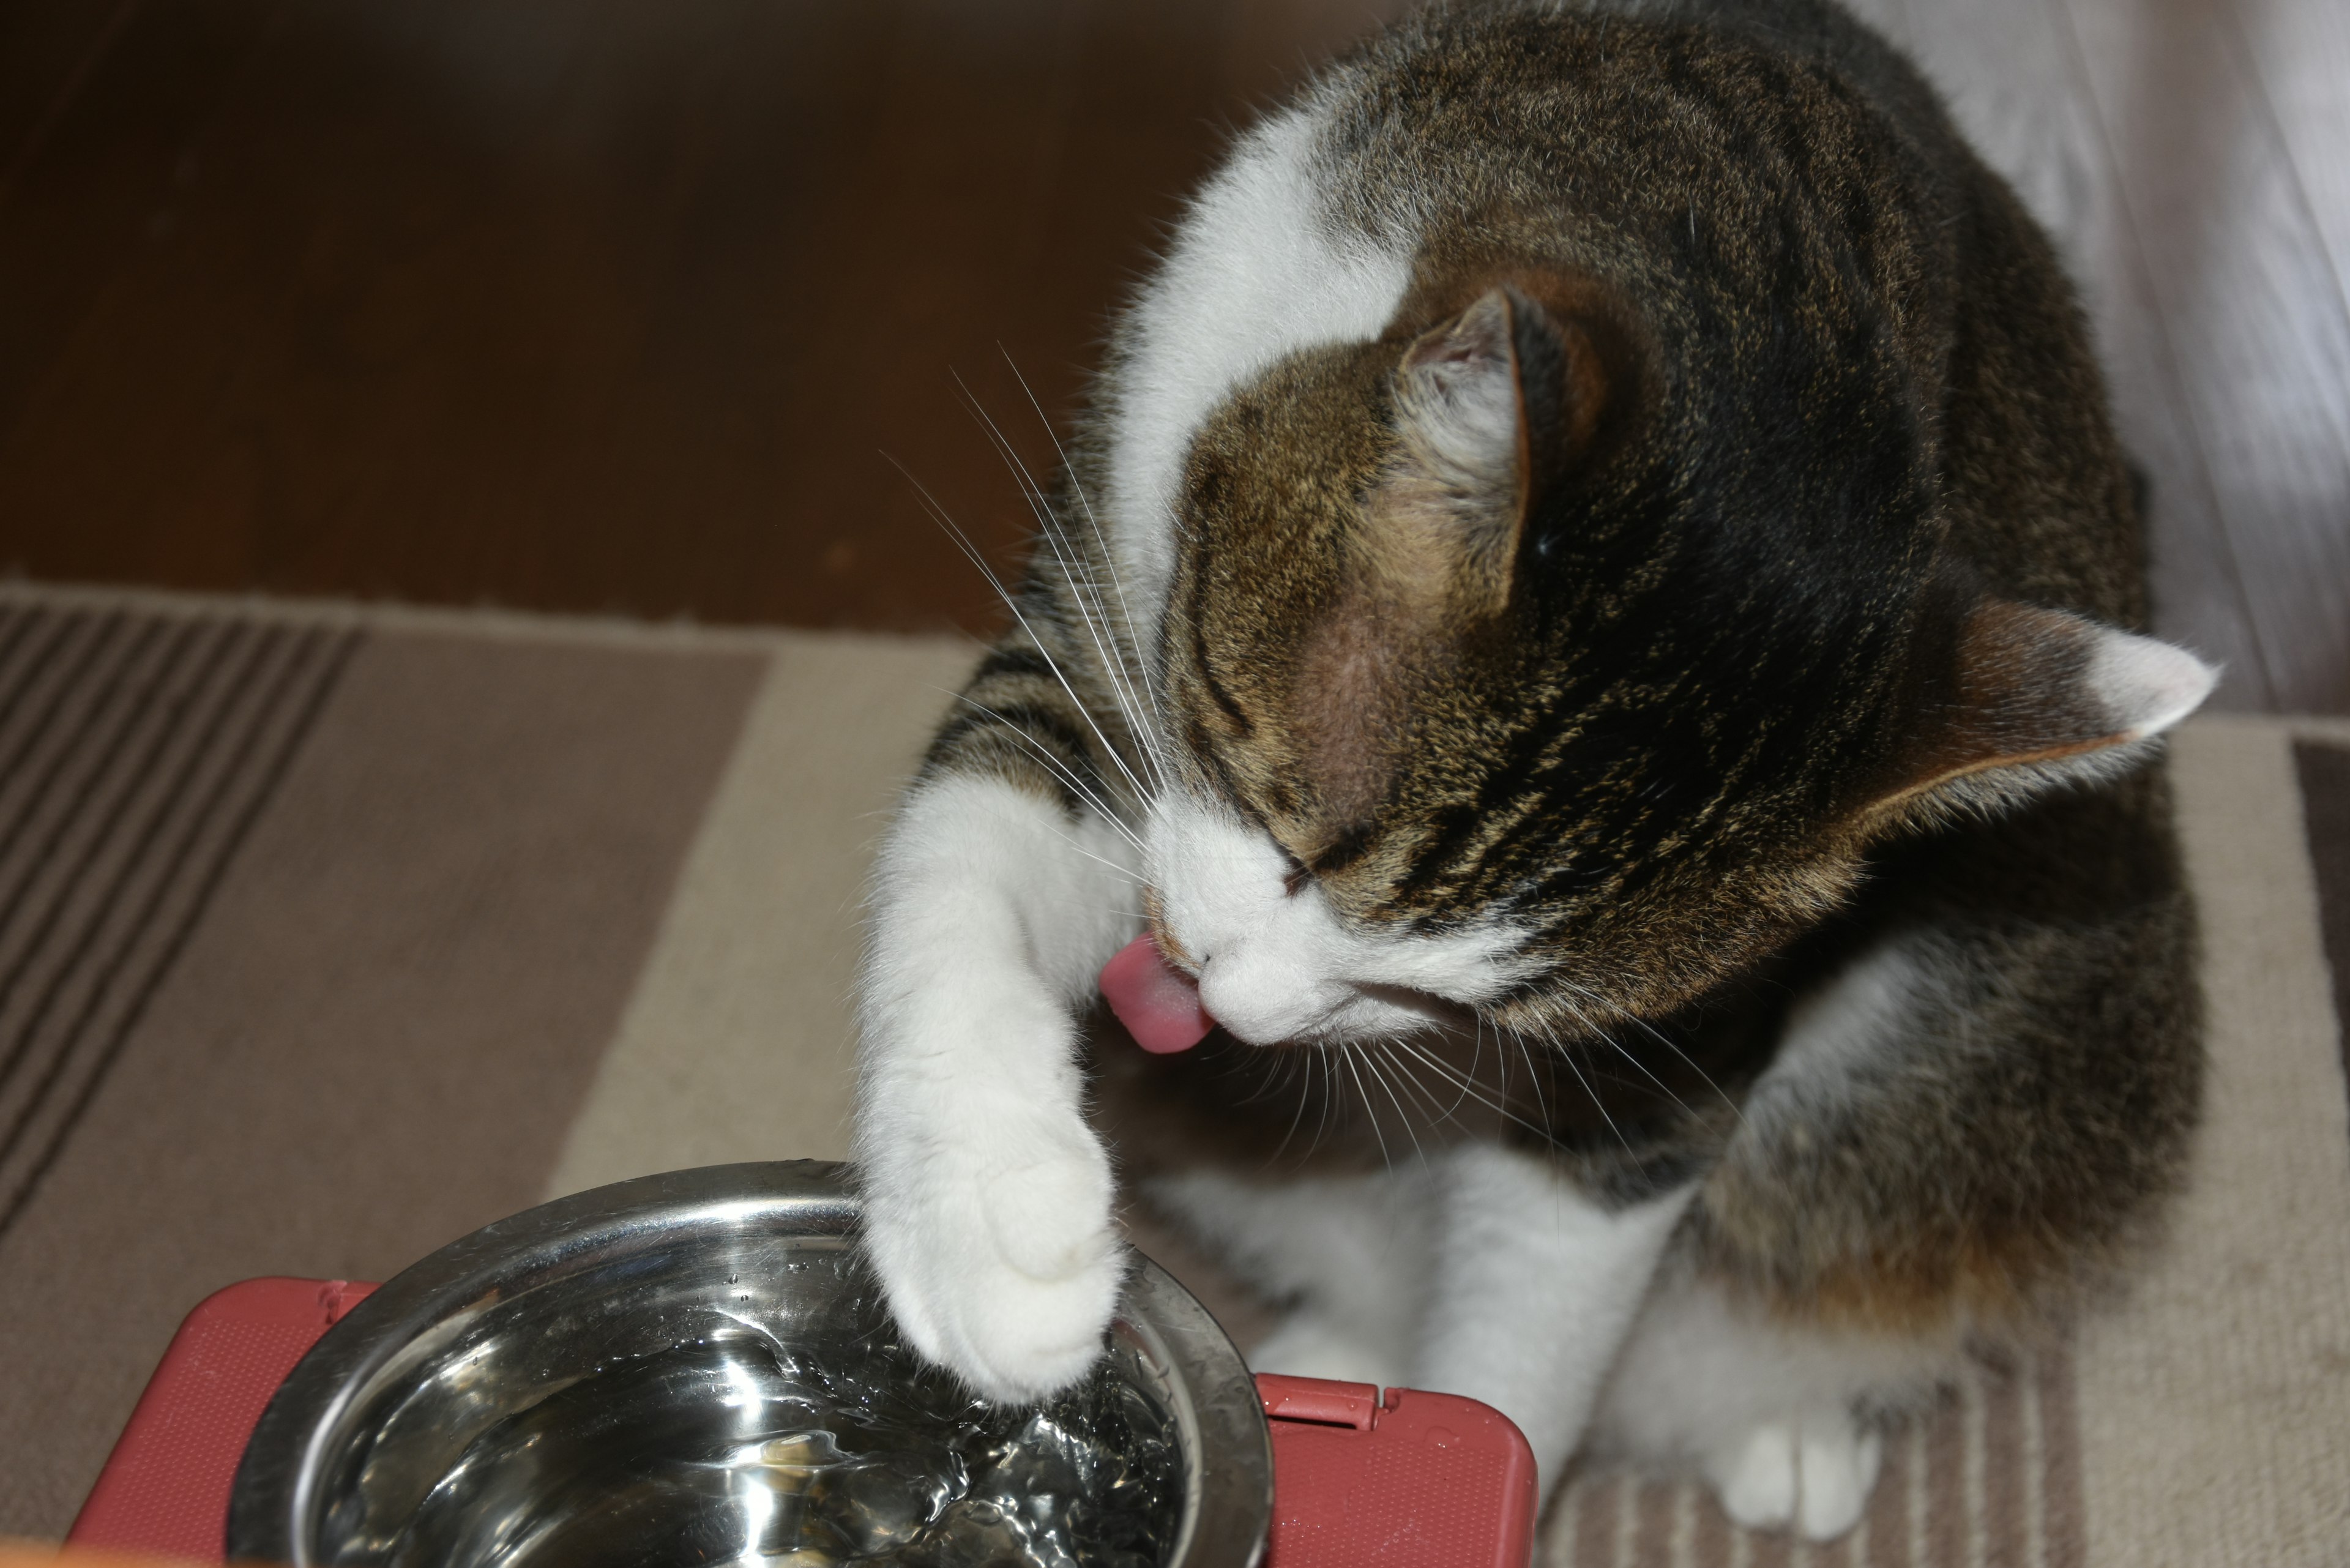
[0,584,2343,1566]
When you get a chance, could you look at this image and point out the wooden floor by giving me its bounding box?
[0,0,2343,711]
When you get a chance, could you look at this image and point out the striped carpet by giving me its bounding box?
[0,584,2343,1567]
[1551,1351,2083,1568]
[0,610,354,1239]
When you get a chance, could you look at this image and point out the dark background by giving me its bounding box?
[0,0,1408,634]
[1,0,2344,707]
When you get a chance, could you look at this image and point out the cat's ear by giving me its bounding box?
[1867,595,2217,829]
[1377,284,1606,613]
[1391,288,1530,509]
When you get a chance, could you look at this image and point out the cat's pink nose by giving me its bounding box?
[1100,934,1215,1055]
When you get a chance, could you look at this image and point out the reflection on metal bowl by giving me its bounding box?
[228,1162,1270,1567]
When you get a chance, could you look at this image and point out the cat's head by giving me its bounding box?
[1137,277,2212,1047]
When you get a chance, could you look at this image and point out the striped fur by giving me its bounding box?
[856,0,2210,1539]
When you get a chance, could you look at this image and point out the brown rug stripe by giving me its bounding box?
[0,616,242,1074]
[1632,1476,1676,1566]
[0,617,173,986]
[0,614,763,1536]
[0,609,111,800]
[1860,1415,1911,1568]
[1980,1372,2015,1562]
[0,616,338,1216]
[0,610,46,706]
[1925,1378,1964,1568]
[1543,1350,2084,1566]
[2036,1346,2083,1568]
[2293,742,2350,1080]
[0,619,355,1237]
[1690,1474,1734,1568]
[0,612,156,880]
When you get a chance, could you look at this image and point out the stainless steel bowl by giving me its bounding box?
[229,1162,1270,1566]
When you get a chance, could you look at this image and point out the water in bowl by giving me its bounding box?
[380,1260,1182,1568]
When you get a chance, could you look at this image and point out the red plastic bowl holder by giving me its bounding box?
[70,1280,1537,1566]
[68,1277,378,1560]
[1258,1372,1537,1567]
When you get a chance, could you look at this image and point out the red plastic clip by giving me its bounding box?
[1256,1373,1379,1430]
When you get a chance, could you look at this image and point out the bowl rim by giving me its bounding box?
[227,1160,1271,1567]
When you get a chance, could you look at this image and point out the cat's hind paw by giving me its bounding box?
[860,1114,1126,1405]
[1704,1415,1883,1541]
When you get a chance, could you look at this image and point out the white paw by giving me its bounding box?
[1705,1415,1883,1541]
[860,1109,1126,1404]
[1249,1312,1411,1390]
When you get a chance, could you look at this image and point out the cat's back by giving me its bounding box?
[1106,0,2137,631]
[1310,0,1969,228]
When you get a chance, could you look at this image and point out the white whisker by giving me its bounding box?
[892,458,1160,809]
[1556,995,1697,1121]
[939,690,1148,853]
[1338,1045,1394,1174]
[1388,1032,1472,1126]
[1000,351,1171,728]
[1309,1045,1338,1157]
[953,376,1169,799]
[1032,823,1143,886]
[1557,979,1747,1128]
[1363,1040,1431,1173]
[1388,1031,1563,1148]
[1531,1015,1632,1156]
[1513,1021,1555,1136]
[1268,1048,1319,1165]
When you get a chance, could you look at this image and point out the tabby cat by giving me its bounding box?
[854,0,2211,1539]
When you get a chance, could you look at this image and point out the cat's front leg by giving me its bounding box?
[856,774,1136,1402]
[1414,1142,1695,1491]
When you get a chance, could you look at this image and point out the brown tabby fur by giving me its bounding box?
[925,0,2200,1346]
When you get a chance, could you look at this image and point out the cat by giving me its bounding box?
[853,0,2211,1540]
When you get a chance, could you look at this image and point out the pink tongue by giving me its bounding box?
[1100,934,1214,1055]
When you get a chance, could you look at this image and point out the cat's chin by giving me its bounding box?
[1212,981,1476,1050]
